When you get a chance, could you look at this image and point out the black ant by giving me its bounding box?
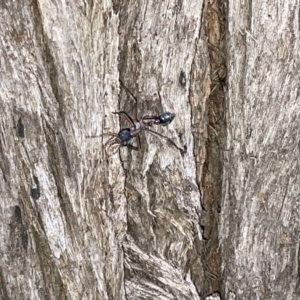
[87,111,186,155]
[87,80,186,155]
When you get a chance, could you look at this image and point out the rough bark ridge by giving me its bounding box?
[117,1,209,299]
[220,1,300,299]
[1,1,125,299]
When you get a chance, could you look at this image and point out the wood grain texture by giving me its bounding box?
[1,0,125,299]
[0,0,209,299]
[220,0,300,299]
[118,1,208,299]
[2,0,298,299]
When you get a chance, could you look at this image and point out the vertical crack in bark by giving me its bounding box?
[31,226,68,299]
[0,267,10,300]
[42,120,79,237]
[31,0,67,127]
[201,0,227,296]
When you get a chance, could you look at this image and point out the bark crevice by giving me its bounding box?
[200,0,227,296]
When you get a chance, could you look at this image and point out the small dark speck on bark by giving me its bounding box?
[179,70,187,87]
[16,117,25,138]
[14,205,22,224]
[31,175,40,200]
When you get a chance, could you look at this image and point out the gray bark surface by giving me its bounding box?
[0,0,299,300]
[221,1,300,299]
[0,0,207,299]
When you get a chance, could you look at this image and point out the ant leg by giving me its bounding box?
[106,136,119,146]
[145,128,186,154]
[96,134,120,150]
[119,80,138,103]
[104,143,119,157]
[136,136,141,151]
[108,137,139,152]
[119,80,139,121]
[86,132,116,139]
[113,111,135,127]
[124,137,140,151]
[126,144,139,151]
[109,143,121,156]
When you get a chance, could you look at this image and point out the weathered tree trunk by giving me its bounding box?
[1,0,299,299]
[220,1,300,299]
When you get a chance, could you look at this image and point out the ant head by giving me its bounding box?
[118,128,132,145]
[159,112,175,126]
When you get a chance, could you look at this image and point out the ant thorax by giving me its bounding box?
[133,120,146,130]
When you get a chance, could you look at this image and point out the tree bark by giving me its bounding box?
[220,1,300,299]
[1,0,299,300]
